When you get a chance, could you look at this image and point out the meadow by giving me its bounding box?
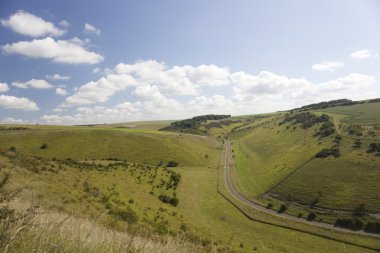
[1,105,380,252]
[228,105,380,230]
[316,101,380,123]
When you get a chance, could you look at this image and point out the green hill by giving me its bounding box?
[228,101,380,228]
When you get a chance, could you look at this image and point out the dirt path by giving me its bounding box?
[223,140,380,238]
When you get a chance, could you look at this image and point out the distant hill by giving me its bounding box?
[159,114,231,135]
[292,98,380,112]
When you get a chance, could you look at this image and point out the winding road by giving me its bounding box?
[223,140,380,238]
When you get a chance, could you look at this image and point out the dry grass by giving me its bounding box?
[2,200,200,253]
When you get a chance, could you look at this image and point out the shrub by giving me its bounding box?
[113,206,138,224]
[335,218,364,231]
[158,194,179,207]
[368,143,380,153]
[166,161,178,167]
[307,212,316,221]
[364,222,380,234]
[315,148,340,158]
[278,204,287,213]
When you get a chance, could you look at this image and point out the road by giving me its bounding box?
[223,140,380,238]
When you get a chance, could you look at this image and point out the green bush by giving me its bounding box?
[334,218,364,231]
[364,222,380,234]
[307,212,316,221]
[158,194,179,207]
[315,148,340,158]
[166,161,178,167]
[113,206,138,224]
[278,204,287,213]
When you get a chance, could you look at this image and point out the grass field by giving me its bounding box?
[177,160,380,252]
[230,116,334,198]
[0,127,219,167]
[271,135,380,212]
[229,109,380,218]
[1,115,380,252]
[316,102,380,123]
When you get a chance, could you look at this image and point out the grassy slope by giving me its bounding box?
[230,111,380,213]
[230,116,333,198]
[316,102,380,123]
[2,120,380,252]
[272,136,380,212]
[3,152,377,253]
[0,127,217,167]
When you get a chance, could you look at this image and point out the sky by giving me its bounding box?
[0,0,379,125]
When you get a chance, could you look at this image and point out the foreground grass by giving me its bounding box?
[3,201,198,253]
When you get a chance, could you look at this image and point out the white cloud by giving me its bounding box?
[63,74,136,106]
[35,59,379,124]
[188,95,234,115]
[56,87,68,96]
[317,73,375,92]
[1,10,65,37]
[350,49,376,60]
[46,74,71,80]
[1,117,29,124]
[115,60,230,95]
[312,61,344,71]
[59,20,69,28]
[0,94,39,111]
[2,37,104,64]
[0,83,9,93]
[232,71,311,99]
[42,102,142,125]
[12,79,53,89]
[84,23,101,35]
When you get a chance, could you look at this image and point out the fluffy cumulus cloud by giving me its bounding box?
[42,102,142,125]
[1,10,65,37]
[231,71,311,99]
[63,74,136,106]
[84,23,101,35]
[1,117,29,124]
[12,79,53,89]
[2,37,104,64]
[312,60,344,71]
[350,49,377,60]
[115,60,230,95]
[56,87,68,96]
[0,95,39,111]
[46,74,71,80]
[40,59,377,124]
[0,83,9,93]
[188,95,234,115]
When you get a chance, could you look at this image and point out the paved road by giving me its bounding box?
[223,140,380,238]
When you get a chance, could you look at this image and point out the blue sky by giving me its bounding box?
[0,0,379,124]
